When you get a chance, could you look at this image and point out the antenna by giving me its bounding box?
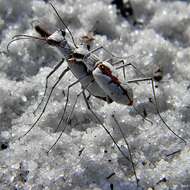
[49,2,78,48]
[7,35,46,53]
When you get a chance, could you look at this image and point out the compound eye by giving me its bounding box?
[61,30,66,37]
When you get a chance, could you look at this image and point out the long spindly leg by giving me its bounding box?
[65,90,139,185]
[85,46,148,80]
[82,91,131,163]
[33,58,66,115]
[127,77,187,144]
[54,74,92,133]
[112,60,153,125]
[113,60,142,80]
[66,79,97,123]
[53,87,81,133]
[86,46,135,60]
[113,59,126,80]
[112,114,139,186]
[18,67,70,140]
[47,74,92,153]
[114,60,146,78]
[66,92,83,124]
[90,46,148,65]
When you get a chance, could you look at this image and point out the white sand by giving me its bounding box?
[0,0,190,189]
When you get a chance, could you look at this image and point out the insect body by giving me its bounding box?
[42,27,113,102]
[93,62,133,106]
